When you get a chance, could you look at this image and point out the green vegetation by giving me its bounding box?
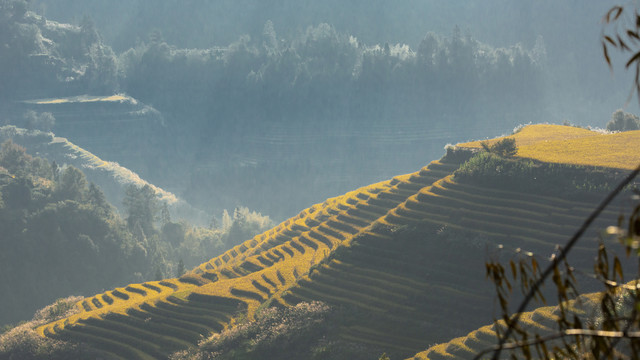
[454,151,625,196]
[0,139,156,325]
[171,302,332,360]
[480,137,517,157]
[3,0,638,358]
[0,0,118,100]
[0,139,271,328]
[606,109,640,132]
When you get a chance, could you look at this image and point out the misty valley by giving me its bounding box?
[1,1,640,359]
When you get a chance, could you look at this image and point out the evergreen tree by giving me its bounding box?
[51,160,58,181]
[55,166,88,202]
[0,140,31,176]
[123,184,159,237]
[161,202,171,226]
[87,182,111,216]
[176,259,185,277]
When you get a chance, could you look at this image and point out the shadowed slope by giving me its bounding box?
[407,291,604,360]
[279,171,621,356]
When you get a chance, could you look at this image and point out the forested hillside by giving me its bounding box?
[0,139,271,327]
[0,139,145,326]
[0,0,551,220]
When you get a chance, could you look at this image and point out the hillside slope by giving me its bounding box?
[33,125,638,359]
[0,126,208,221]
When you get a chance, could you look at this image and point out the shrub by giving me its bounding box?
[0,322,77,359]
[606,109,640,131]
[480,137,517,157]
[0,296,91,360]
[454,152,622,195]
[32,296,84,324]
[170,302,331,360]
[455,152,534,181]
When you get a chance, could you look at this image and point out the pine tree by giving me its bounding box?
[176,259,185,277]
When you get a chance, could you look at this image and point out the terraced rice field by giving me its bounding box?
[280,165,619,356]
[408,292,603,360]
[36,125,631,358]
[37,151,473,358]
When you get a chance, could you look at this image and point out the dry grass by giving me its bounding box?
[458,124,640,170]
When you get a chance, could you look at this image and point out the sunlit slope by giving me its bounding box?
[407,291,603,360]
[458,124,640,170]
[35,124,629,359]
[36,155,468,359]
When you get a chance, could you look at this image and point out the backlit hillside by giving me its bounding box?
[32,125,638,359]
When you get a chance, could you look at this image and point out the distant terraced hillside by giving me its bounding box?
[0,126,207,220]
[34,125,637,359]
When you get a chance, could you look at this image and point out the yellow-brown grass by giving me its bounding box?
[458,124,640,170]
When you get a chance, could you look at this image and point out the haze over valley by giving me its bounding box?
[2,1,640,359]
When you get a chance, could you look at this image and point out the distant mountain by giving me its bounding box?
[23,125,639,359]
